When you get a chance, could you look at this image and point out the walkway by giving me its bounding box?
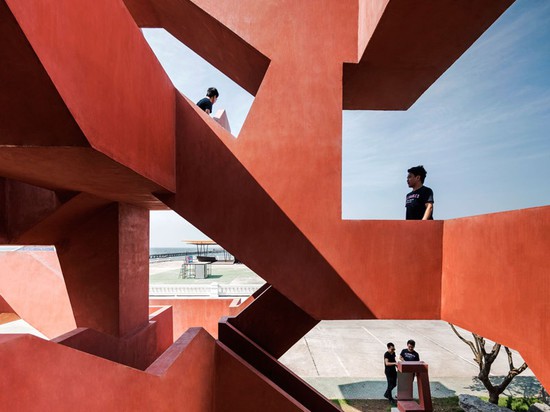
[280,320,540,399]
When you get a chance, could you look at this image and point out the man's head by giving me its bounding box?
[387,342,395,353]
[407,165,427,189]
[406,339,416,352]
[206,87,219,104]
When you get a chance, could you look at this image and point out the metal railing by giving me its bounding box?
[149,283,264,298]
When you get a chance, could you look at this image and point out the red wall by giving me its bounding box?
[53,306,174,370]
[150,298,241,340]
[215,342,306,411]
[0,251,76,338]
[0,328,216,411]
[0,328,303,411]
[442,207,550,388]
[6,0,176,191]
[0,295,13,313]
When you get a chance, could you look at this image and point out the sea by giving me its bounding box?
[150,247,196,255]
[149,247,232,261]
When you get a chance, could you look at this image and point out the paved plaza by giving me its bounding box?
[280,320,539,400]
[149,260,265,286]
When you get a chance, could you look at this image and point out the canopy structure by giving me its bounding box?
[184,239,217,255]
[184,240,233,262]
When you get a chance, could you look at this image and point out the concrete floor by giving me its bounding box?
[280,319,540,399]
[281,319,533,378]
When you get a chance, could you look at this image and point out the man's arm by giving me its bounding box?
[422,203,433,220]
[205,108,211,115]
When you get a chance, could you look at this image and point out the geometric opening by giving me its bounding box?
[143,28,254,137]
[342,4,550,221]
[149,211,265,303]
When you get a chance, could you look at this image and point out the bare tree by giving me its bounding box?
[449,323,529,404]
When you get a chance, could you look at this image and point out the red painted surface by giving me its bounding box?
[123,0,270,96]
[215,341,307,412]
[0,251,76,338]
[0,2,88,147]
[213,109,232,134]
[229,286,319,358]
[150,298,243,340]
[0,327,310,410]
[0,295,13,313]
[149,305,174,359]
[219,319,337,411]
[170,93,374,319]
[1,199,151,338]
[0,149,169,210]
[344,0,515,110]
[1,179,61,241]
[166,3,447,319]
[54,306,173,370]
[5,0,176,192]
[0,328,216,411]
[1,0,548,407]
[397,362,433,412]
[54,202,149,337]
[1,0,174,210]
[442,207,550,391]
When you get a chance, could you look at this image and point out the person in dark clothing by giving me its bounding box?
[405,165,434,220]
[196,87,219,115]
[400,339,420,362]
[384,342,398,402]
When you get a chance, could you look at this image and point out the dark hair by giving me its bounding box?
[206,87,219,98]
[387,342,395,349]
[407,165,427,183]
[407,339,416,347]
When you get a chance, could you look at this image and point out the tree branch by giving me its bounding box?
[487,342,501,363]
[449,323,480,362]
[505,347,528,375]
[449,326,529,402]
[475,333,488,357]
[505,346,515,370]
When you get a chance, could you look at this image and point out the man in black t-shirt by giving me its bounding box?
[405,165,434,220]
[383,342,398,402]
[196,87,219,115]
[400,339,420,362]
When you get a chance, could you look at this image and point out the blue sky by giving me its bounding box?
[146,0,550,247]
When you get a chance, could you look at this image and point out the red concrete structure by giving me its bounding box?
[1,0,548,410]
[0,249,76,338]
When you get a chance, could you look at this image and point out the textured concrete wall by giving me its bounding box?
[442,206,550,390]
[0,251,76,338]
[150,298,241,340]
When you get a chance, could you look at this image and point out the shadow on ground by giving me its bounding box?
[337,380,456,400]
[466,376,542,397]
[333,398,462,412]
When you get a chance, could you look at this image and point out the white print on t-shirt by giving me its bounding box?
[406,193,420,205]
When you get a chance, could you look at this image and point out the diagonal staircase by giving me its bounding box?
[218,285,338,411]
